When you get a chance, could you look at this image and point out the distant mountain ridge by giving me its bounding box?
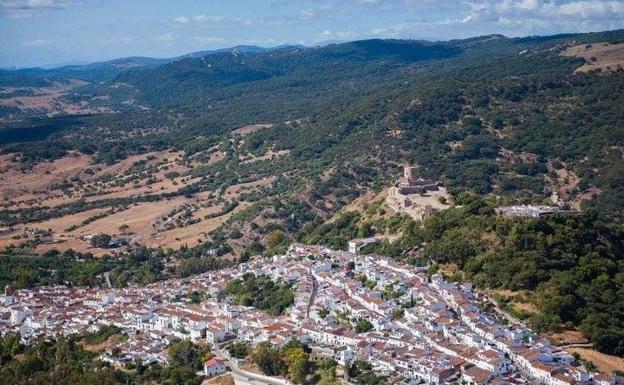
[0,44,307,84]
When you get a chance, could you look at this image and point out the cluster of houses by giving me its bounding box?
[0,244,621,385]
[494,205,580,218]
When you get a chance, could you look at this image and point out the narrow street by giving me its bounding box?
[305,274,318,319]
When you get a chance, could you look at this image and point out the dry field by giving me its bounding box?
[338,188,389,215]
[562,42,624,73]
[151,201,250,250]
[0,145,272,255]
[0,80,113,117]
[0,151,92,206]
[567,347,624,374]
[1,149,188,208]
[547,330,590,346]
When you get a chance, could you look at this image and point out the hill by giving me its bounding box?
[1,30,623,240]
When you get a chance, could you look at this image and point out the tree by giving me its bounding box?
[168,339,210,371]
[318,358,339,385]
[90,233,111,248]
[283,346,308,384]
[250,342,285,376]
[355,319,373,333]
[227,342,251,359]
[266,230,290,249]
[357,222,372,238]
[118,224,129,234]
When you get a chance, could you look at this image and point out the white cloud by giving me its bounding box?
[555,0,624,18]
[193,36,227,45]
[172,13,224,26]
[193,13,223,23]
[313,29,359,43]
[22,38,52,46]
[172,16,189,25]
[1,0,74,9]
[0,0,84,18]
[467,0,624,21]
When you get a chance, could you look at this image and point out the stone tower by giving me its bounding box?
[403,165,418,183]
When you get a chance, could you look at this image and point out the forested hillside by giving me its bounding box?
[2,31,623,219]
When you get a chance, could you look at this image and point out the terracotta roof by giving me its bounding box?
[204,357,226,368]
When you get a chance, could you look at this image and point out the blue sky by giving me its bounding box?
[1,0,624,68]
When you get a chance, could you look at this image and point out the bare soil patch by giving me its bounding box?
[566,347,624,374]
[0,152,92,203]
[232,123,274,136]
[0,147,263,254]
[562,42,624,73]
[547,330,590,346]
[0,80,113,116]
[203,374,235,385]
[224,177,275,196]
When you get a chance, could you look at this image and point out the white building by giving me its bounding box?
[203,357,228,377]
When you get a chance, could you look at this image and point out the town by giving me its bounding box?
[0,244,619,385]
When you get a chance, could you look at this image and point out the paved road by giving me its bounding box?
[230,371,283,385]
[557,343,594,349]
[483,293,527,327]
[214,347,288,385]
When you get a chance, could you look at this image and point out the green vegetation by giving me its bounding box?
[355,319,374,333]
[167,338,212,371]
[347,360,386,385]
[226,341,251,359]
[90,233,112,248]
[0,244,232,289]
[224,273,294,315]
[82,325,122,345]
[264,230,291,256]
[0,330,211,385]
[250,340,315,384]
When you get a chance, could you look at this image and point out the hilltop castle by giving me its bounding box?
[397,166,440,195]
[387,165,449,221]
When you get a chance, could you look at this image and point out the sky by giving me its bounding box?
[1,0,624,68]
